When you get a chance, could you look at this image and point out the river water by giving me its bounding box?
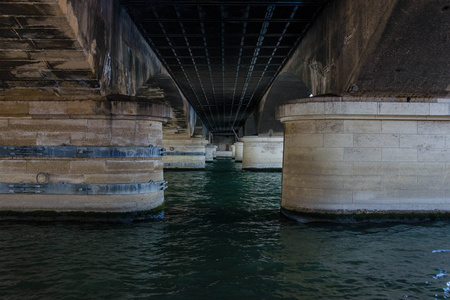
[1,159,449,299]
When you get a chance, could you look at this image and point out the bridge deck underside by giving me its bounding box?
[121,0,328,134]
[0,1,100,101]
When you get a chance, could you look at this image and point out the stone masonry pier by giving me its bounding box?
[0,0,173,220]
[277,97,450,221]
[0,97,172,219]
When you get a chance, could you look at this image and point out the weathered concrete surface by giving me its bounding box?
[0,191,164,215]
[241,136,283,170]
[0,95,171,215]
[256,73,311,136]
[162,135,208,169]
[0,0,166,100]
[0,0,180,219]
[216,151,232,158]
[60,0,165,96]
[234,142,243,162]
[137,74,198,136]
[277,97,450,220]
[0,0,100,100]
[0,96,171,120]
[281,0,450,98]
[205,145,216,162]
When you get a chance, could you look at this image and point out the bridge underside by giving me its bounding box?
[121,0,328,134]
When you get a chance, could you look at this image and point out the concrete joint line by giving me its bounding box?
[0,145,166,158]
[164,151,206,156]
[279,114,450,123]
[0,180,168,195]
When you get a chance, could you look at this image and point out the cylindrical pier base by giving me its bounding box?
[0,98,171,220]
[241,136,283,170]
[205,144,216,162]
[277,98,450,221]
[234,142,243,162]
[163,138,208,169]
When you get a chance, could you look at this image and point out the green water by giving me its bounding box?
[1,159,450,299]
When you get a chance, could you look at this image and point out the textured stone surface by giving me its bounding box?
[279,100,450,216]
[0,0,174,217]
[0,113,169,215]
[162,137,207,169]
[280,0,450,98]
[205,145,216,162]
[234,142,243,162]
[0,191,164,213]
[241,136,283,169]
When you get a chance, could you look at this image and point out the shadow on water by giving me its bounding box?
[163,159,282,224]
[1,159,450,299]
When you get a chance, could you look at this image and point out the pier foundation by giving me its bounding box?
[234,142,244,162]
[162,137,208,169]
[205,145,216,162]
[0,98,172,219]
[241,136,283,170]
[277,98,450,221]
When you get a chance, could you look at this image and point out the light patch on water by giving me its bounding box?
[444,281,450,294]
[432,270,450,299]
[432,250,450,253]
[433,271,448,279]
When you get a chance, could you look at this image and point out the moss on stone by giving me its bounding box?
[0,203,165,223]
[243,168,282,172]
[281,207,450,224]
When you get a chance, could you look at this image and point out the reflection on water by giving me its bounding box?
[0,159,449,299]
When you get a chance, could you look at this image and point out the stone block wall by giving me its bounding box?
[278,98,450,218]
[241,136,283,170]
[0,98,171,216]
[162,137,208,169]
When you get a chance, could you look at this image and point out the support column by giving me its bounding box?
[216,150,232,158]
[277,98,450,222]
[162,137,208,169]
[231,144,236,159]
[205,145,216,162]
[213,145,217,159]
[241,136,283,170]
[234,142,243,162]
[0,98,172,220]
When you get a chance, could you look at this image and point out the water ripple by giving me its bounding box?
[1,160,450,299]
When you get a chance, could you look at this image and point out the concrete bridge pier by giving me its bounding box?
[231,145,236,159]
[240,136,283,170]
[162,136,208,169]
[277,97,450,221]
[205,145,216,162]
[234,142,244,162]
[213,146,218,159]
[0,97,172,220]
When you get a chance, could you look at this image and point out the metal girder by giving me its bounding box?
[121,0,328,134]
